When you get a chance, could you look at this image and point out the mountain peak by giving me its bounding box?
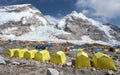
[0,4,49,25]
[70,11,87,19]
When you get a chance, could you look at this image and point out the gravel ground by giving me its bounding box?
[0,40,120,75]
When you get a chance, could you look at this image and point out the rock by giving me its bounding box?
[5,59,11,64]
[47,68,59,75]
[0,55,6,65]
[56,34,76,40]
[91,67,96,71]
[66,62,72,66]
[11,61,20,65]
[107,70,115,75]
[59,71,64,75]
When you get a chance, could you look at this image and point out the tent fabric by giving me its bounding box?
[24,50,38,60]
[78,48,84,52]
[35,45,46,50]
[108,47,115,52]
[75,51,91,68]
[13,48,28,58]
[65,47,70,52]
[112,46,120,52]
[50,51,66,65]
[93,52,117,71]
[37,41,45,45]
[6,48,20,57]
[93,48,102,52]
[34,50,50,62]
[44,43,53,48]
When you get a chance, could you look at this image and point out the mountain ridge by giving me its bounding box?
[0,4,120,45]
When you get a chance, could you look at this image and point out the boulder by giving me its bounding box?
[66,62,72,66]
[47,68,59,75]
[107,70,115,75]
[0,55,6,65]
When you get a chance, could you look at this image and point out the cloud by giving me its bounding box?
[81,10,89,15]
[44,15,59,25]
[76,0,120,19]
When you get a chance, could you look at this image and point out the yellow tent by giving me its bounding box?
[34,50,50,62]
[78,48,84,52]
[24,50,38,60]
[6,48,20,57]
[50,51,66,65]
[37,41,45,45]
[93,52,117,71]
[75,51,91,68]
[13,48,28,58]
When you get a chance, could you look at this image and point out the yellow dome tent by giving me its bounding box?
[93,52,117,71]
[24,50,38,60]
[50,51,66,65]
[13,48,28,58]
[6,48,20,57]
[34,50,50,62]
[75,51,91,68]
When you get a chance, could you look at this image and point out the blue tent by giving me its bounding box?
[74,45,80,49]
[44,43,53,48]
[35,45,45,50]
[93,48,102,52]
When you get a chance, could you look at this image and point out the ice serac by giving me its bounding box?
[0,4,49,36]
[56,11,120,45]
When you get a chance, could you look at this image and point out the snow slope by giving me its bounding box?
[15,26,69,41]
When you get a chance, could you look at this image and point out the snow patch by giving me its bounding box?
[0,11,33,24]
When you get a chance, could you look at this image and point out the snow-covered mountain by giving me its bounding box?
[0,4,120,45]
[0,4,69,43]
[56,11,120,45]
[0,4,49,36]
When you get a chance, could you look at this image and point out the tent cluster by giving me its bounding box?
[91,45,120,53]
[6,48,66,65]
[75,51,117,71]
[65,45,83,52]
[6,48,117,71]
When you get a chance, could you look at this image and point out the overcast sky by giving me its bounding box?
[0,0,120,27]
